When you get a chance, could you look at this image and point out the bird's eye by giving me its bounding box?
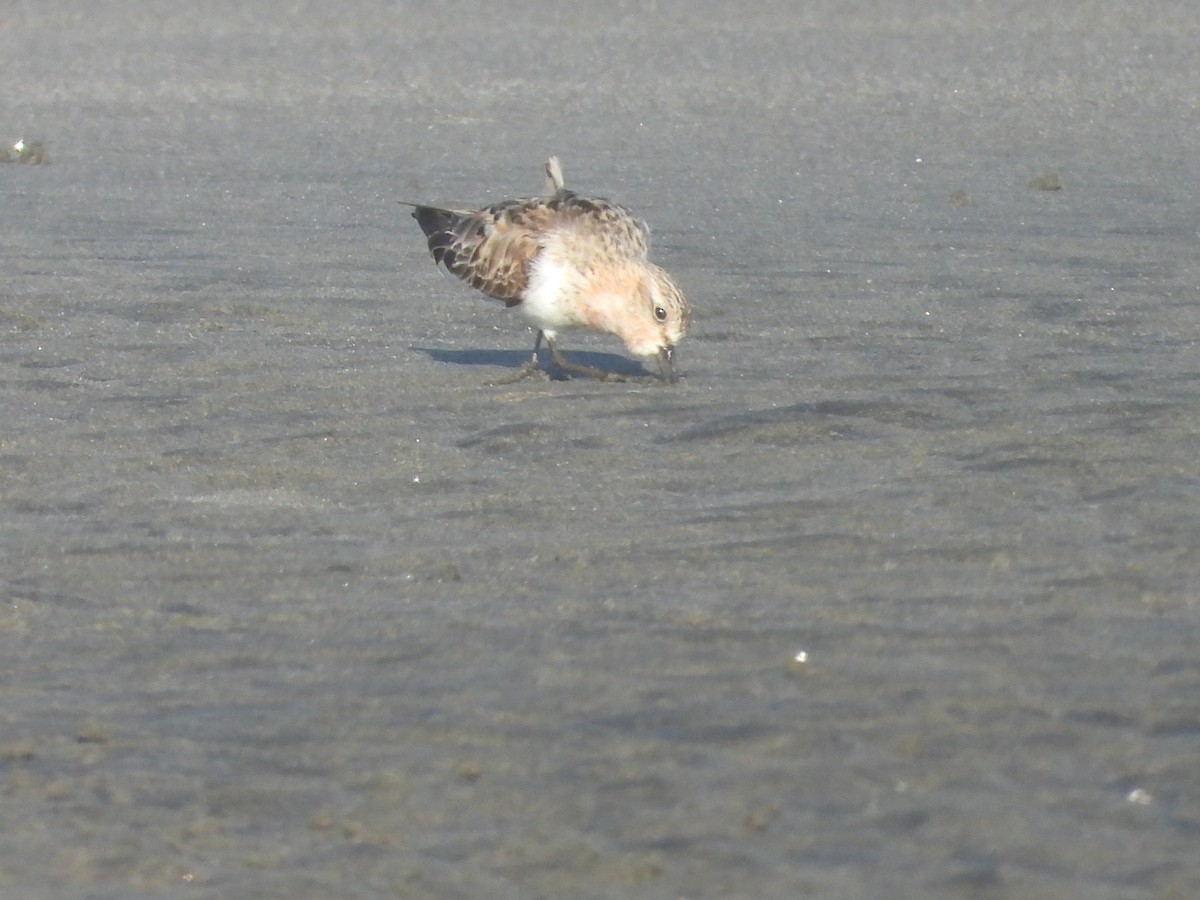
[654,306,668,322]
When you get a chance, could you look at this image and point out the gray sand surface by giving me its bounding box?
[3,2,1199,897]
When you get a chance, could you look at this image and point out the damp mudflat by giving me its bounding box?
[2,3,1198,898]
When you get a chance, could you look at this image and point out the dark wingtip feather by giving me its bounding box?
[410,205,462,269]
[411,205,456,239]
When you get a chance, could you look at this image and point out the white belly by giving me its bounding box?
[520,256,583,335]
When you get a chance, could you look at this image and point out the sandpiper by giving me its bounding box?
[406,158,690,382]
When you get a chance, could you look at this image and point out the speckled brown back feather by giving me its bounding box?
[411,190,650,308]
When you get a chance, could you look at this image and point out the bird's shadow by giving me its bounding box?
[413,347,656,380]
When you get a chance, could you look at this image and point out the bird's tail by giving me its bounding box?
[543,156,565,195]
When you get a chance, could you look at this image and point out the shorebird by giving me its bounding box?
[406,158,690,383]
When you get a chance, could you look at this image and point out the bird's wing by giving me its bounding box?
[411,191,649,305]
[412,198,558,305]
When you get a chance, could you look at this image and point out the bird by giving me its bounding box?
[405,158,690,383]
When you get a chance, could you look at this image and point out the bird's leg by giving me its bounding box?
[488,330,550,384]
[546,337,626,383]
[488,332,629,384]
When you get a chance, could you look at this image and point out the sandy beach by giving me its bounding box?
[3,2,1199,897]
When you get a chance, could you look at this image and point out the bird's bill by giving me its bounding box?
[657,346,679,383]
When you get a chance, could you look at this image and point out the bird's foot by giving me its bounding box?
[548,347,627,382]
[487,355,550,385]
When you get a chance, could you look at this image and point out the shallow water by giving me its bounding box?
[3,2,1199,898]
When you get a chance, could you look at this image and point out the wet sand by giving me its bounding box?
[3,2,1199,897]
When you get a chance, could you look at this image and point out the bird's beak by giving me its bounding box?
[657,346,679,383]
